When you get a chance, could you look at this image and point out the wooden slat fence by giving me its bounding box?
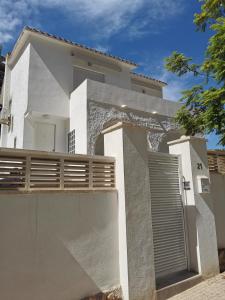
[208,150,225,174]
[0,148,115,191]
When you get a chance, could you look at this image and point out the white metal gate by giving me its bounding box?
[148,152,188,279]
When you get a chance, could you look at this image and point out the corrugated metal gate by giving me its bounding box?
[148,152,188,279]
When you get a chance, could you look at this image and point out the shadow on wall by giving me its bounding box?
[158,131,182,153]
[210,173,225,249]
[95,134,104,156]
[184,205,198,274]
[185,142,219,275]
[0,191,119,300]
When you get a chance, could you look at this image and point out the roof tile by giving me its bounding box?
[24,26,138,67]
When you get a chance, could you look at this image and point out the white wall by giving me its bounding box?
[23,34,162,106]
[28,34,133,99]
[169,137,219,277]
[2,33,175,153]
[104,126,156,300]
[105,66,131,90]
[131,83,162,98]
[6,44,30,148]
[104,128,129,300]
[210,173,225,249]
[72,54,132,90]
[70,81,88,154]
[23,115,69,152]
[27,43,70,118]
[0,191,119,300]
[87,79,180,118]
[0,56,12,147]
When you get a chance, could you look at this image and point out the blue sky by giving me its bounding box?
[0,0,223,149]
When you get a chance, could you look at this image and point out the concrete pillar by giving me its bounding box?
[168,136,219,277]
[104,124,155,300]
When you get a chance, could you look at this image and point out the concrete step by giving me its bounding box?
[156,274,203,300]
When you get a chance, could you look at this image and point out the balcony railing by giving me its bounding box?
[208,150,225,174]
[0,148,115,192]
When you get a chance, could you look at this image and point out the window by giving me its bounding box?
[73,66,105,89]
[68,129,75,154]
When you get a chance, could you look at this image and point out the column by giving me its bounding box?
[104,123,156,300]
[168,136,219,277]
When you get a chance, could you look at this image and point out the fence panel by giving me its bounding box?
[208,151,225,175]
[0,148,115,191]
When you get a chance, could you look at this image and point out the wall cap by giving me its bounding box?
[167,135,207,146]
[101,121,154,135]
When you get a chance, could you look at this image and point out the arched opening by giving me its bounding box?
[158,130,182,153]
[94,119,122,155]
[94,134,104,155]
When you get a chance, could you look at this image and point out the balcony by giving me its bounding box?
[85,79,181,117]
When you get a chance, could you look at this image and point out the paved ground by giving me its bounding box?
[169,273,225,299]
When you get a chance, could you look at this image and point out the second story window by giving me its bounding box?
[73,66,105,90]
[68,129,75,154]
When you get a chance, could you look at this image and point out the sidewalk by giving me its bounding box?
[169,273,225,299]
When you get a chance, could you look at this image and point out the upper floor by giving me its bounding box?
[0,27,181,154]
[1,27,166,117]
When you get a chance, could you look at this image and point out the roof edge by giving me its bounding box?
[12,26,138,68]
[131,72,167,86]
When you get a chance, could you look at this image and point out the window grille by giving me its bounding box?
[68,129,75,154]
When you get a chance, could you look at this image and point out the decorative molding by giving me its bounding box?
[148,132,166,152]
[87,100,179,154]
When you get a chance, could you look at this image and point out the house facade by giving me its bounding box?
[0,27,181,155]
[0,27,221,300]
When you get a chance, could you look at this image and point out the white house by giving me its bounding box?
[0,27,221,300]
[0,27,181,155]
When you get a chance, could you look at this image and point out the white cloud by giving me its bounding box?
[0,0,185,44]
[94,44,111,53]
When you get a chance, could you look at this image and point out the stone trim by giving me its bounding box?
[87,100,179,154]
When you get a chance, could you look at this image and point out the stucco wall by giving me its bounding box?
[27,43,70,118]
[23,116,69,152]
[22,34,162,106]
[6,44,30,148]
[86,79,180,118]
[70,82,88,154]
[210,173,225,249]
[0,191,119,300]
[169,137,219,277]
[0,57,12,147]
[131,83,162,98]
[28,34,132,97]
[104,127,156,300]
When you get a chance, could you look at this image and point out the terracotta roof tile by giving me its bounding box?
[14,27,166,86]
[131,72,167,86]
[24,26,138,67]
